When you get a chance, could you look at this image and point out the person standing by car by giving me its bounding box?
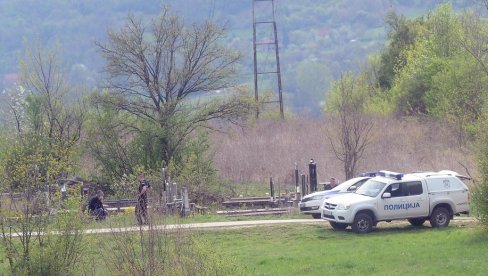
[330,177,337,188]
[135,173,151,225]
[324,177,338,190]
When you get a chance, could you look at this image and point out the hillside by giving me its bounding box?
[0,0,481,115]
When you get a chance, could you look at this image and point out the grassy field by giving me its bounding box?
[2,219,486,275]
[200,221,487,275]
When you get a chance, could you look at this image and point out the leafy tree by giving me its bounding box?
[387,4,465,116]
[385,5,488,140]
[355,54,393,115]
[425,55,488,141]
[84,96,138,180]
[378,11,424,90]
[458,11,488,77]
[474,117,488,228]
[93,9,250,176]
[168,132,221,204]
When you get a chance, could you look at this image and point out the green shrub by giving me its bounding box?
[474,120,488,227]
[101,212,242,275]
[31,198,86,275]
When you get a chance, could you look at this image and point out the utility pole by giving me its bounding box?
[252,0,284,119]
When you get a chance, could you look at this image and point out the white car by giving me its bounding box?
[299,177,370,219]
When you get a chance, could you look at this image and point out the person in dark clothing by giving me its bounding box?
[324,178,338,190]
[88,190,107,220]
[136,173,151,225]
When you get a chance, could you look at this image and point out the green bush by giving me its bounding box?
[474,119,488,228]
[0,197,87,275]
[101,224,242,276]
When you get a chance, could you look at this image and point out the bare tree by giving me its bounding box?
[18,42,84,155]
[96,10,250,167]
[473,0,488,11]
[327,73,374,180]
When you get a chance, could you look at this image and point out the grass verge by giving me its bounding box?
[198,221,486,275]
[2,219,484,275]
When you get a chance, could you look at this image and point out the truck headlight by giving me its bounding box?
[336,203,351,210]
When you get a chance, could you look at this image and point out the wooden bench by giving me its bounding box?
[222,199,277,209]
[100,199,138,214]
[217,208,288,216]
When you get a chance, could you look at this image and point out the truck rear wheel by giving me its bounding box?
[352,213,373,234]
[429,207,450,228]
[329,221,348,230]
[408,218,426,226]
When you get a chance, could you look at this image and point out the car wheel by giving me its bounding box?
[430,207,450,228]
[408,218,426,226]
[312,213,321,219]
[352,213,373,234]
[329,221,348,230]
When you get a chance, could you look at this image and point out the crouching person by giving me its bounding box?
[88,190,108,221]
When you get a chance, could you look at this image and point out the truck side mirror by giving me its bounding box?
[382,192,391,198]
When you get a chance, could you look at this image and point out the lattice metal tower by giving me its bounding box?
[252,0,284,119]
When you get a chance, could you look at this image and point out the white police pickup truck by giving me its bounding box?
[321,170,470,234]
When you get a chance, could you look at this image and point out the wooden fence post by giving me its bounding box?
[277,178,281,207]
[269,177,275,202]
[295,162,299,195]
[173,183,178,201]
[161,167,166,210]
[166,177,173,204]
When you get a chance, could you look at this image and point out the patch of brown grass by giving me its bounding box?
[210,117,475,186]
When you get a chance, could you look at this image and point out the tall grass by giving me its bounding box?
[96,210,242,275]
[210,117,475,186]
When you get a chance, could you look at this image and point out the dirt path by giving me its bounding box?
[83,217,475,234]
[84,218,324,234]
[3,217,476,237]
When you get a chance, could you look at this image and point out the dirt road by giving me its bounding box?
[83,217,475,234]
[3,217,475,237]
[84,218,323,234]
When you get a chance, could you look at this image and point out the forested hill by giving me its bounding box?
[0,0,481,115]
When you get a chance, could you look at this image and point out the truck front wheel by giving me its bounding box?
[352,213,373,234]
[429,207,450,228]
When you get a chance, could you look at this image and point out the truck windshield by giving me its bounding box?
[355,180,386,197]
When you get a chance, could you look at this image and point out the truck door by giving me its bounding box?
[378,183,409,220]
[378,181,429,219]
[403,181,429,218]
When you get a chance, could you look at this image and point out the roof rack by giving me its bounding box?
[423,170,471,180]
